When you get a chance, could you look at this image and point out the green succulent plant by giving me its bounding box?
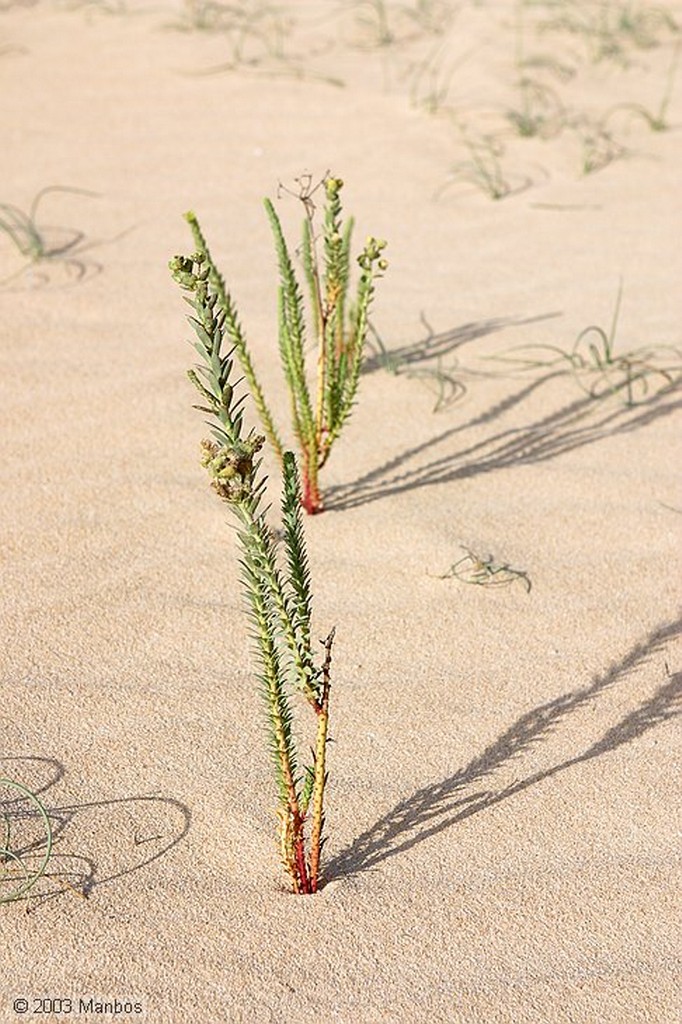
[179,175,387,513]
[170,245,336,894]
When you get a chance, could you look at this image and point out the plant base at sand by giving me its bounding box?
[170,246,337,893]
[183,174,387,514]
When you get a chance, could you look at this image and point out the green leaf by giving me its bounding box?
[281,452,317,699]
[264,198,316,455]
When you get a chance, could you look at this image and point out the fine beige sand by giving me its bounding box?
[1,2,680,1022]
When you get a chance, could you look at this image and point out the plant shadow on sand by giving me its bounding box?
[327,315,681,512]
[327,617,682,882]
[0,756,190,908]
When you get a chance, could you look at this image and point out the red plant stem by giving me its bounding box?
[293,831,311,895]
[281,779,311,895]
[276,726,311,893]
[302,463,323,515]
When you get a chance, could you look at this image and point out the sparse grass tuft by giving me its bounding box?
[365,323,466,411]
[538,0,679,67]
[507,75,566,138]
[1,778,53,905]
[437,547,532,592]
[448,123,513,199]
[571,115,628,175]
[404,41,463,114]
[507,2,567,138]
[440,120,534,201]
[602,40,681,132]
[0,186,98,286]
[490,283,682,405]
[349,0,452,49]
[177,1,343,86]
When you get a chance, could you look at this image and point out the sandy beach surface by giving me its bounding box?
[1,2,680,1021]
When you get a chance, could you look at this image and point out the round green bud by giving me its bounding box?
[174,271,196,289]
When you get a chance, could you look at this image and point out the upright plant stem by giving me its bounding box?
[184,211,285,464]
[302,454,323,516]
[308,627,335,892]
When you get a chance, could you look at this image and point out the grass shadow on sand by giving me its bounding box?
[326,363,682,512]
[327,616,681,882]
[0,757,190,907]
[362,311,562,376]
